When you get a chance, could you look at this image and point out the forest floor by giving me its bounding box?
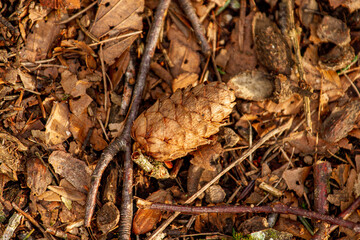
[0,0,360,239]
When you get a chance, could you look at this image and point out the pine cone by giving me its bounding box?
[131,82,236,162]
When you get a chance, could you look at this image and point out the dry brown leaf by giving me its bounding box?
[260,95,303,115]
[131,82,235,162]
[168,39,201,78]
[109,49,130,88]
[90,0,144,65]
[172,72,198,92]
[282,166,311,196]
[69,113,93,143]
[238,216,269,235]
[45,102,71,145]
[331,164,350,188]
[194,210,235,234]
[90,128,108,151]
[190,142,223,171]
[69,95,93,116]
[26,158,52,196]
[38,191,61,202]
[299,0,318,28]
[48,151,92,193]
[48,185,86,203]
[283,130,339,155]
[133,190,172,235]
[60,70,92,98]
[59,201,85,224]
[167,23,201,52]
[319,44,355,71]
[274,217,312,239]
[37,201,60,227]
[217,127,240,148]
[224,14,257,78]
[20,13,62,62]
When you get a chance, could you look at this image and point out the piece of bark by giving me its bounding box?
[48,151,92,193]
[322,99,360,143]
[317,16,350,46]
[319,44,355,71]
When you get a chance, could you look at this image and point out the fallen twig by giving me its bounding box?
[312,160,332,239]
[177,0,221,82]
[139,201,360,233]
[147,119,293,240]
[177,0,210,56]
[118,145,133,239]
[84,0,171,229]
[12,203,53,240]
[282,0,313,132]
[326,196,360,236]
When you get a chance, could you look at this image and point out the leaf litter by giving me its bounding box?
[0,0,360,239]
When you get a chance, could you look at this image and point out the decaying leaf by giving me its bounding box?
[45,102,71,145]
[282,166,311,196]
[172,72,198,92]
[168,40,201,78]
[190,141,223,171]
[48,151,92,193]
[194,211,235,234]
[90,0,144,65]
[224,14,258,77]
[26,158,52,196]
[131,82,235,162]
[20,13,63,62]
[238,216,269,235]
[283,130,339,155]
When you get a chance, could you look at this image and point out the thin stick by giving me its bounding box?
[140,201,360,233]
[84,0,171,227]
[283,0,312,132]
[177,0,211,57]
[12,203,53,240]
[99,45,108,117]
[118,145,133,238]
[147,119,293,240]
[328,196,360,233]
